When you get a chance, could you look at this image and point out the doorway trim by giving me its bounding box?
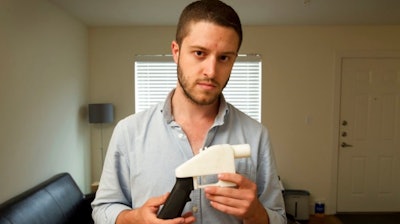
[331,50,400,213]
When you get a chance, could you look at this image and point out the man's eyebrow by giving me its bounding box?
[189,45,207,51]
[223,51,239,56]
[189,45,238,55]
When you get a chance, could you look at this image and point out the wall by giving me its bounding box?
[0,0,90,202]
[88,26,176,180]
[88,25,400,214]
[244,26,400,213]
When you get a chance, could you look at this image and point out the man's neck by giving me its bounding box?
[171,88,220,153]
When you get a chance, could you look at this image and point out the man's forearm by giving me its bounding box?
[243,201,269,224]
[116,209,135,224]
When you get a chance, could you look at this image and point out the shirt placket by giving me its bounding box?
[169,119,222,223]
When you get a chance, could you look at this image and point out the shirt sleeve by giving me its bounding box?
[257,128,287,224]
[91,120,133,224]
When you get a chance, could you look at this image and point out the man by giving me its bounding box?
[92,0,286,223]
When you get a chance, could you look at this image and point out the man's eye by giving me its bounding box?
[195,51,204,57]
[220,55,229,61]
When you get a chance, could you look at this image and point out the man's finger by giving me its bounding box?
[146,193,170,207]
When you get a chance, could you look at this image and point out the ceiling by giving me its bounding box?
[49,0,400,26]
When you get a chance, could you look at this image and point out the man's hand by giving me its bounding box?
[204,173,269,224]
[116,193,196,224]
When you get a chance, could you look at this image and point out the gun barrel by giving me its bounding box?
[232,144,251,158]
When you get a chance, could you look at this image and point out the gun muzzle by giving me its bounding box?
[231,144,251,158]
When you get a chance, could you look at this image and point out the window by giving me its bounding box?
[135,54,262,122]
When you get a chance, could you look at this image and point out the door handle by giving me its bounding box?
[341,142,353,148]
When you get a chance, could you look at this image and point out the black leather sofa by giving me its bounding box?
[0,173,94,224]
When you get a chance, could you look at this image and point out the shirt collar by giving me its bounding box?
[162,90,175,123]
[161,89,229,125]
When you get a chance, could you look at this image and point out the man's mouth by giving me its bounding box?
[197,80,217,90]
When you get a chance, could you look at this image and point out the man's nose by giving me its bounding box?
[203,57,217,78]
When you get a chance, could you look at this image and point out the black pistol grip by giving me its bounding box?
[157,177,194,219]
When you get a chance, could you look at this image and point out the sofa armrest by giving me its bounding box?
[84,192,96,202]
[0,173,95,224]
[73,192,95,224]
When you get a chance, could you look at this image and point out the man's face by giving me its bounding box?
[172,21,239,105]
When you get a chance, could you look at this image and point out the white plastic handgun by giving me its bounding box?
[157,144,251,219]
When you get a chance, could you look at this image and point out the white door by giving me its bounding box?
[337,57,400,212]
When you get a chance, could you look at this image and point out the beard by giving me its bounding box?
[177,63,228,106]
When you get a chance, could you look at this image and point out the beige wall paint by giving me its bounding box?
[89,25,400,213]
[0,0,90,202]
[245,25,400,213]
[88,26,176,179]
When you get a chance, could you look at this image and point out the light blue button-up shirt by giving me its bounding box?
[92,91,286,224]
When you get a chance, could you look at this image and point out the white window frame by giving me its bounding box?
[134,54,262,122]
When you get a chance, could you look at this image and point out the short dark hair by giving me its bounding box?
[176,0,243,51]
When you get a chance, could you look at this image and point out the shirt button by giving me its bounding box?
[178,133,185,139]
[192,206,198,213]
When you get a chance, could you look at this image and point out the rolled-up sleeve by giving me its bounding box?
[92,121,132,224]
[257,129,287,224]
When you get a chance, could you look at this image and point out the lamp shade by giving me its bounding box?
[88,103,114,123]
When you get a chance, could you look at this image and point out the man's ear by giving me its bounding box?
[171,41,179,63]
